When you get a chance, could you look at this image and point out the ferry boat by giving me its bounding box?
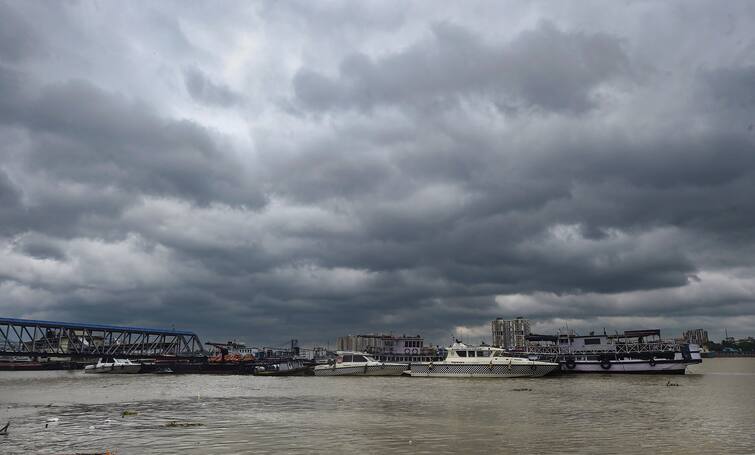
[406,342,559,378]
[313,351,406,376]
[84,358,142,374]
[523,329,702,374]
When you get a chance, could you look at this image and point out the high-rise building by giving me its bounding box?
[683,328,709,346]
[491,317,530,350]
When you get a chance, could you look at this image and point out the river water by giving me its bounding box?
[0,359,753,454]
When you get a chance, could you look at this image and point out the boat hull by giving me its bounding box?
[314,364,406,376]
[561,359,693,374]
[84,364,142,374]
[407,362,559,378]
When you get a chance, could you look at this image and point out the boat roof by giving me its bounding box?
[448,342,503,351]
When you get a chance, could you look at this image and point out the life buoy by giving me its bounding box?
[600,358,611,370]
[404,348,410,354]
[411,348,418,355]
[649,358,656,367]
[565,357,576,369]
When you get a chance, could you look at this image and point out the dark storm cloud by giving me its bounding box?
[1,1,755,344]
[0,74,265,222]
[294,21,630,113]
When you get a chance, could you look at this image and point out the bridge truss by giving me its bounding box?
[0,317,206,359]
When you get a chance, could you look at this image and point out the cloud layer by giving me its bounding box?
[1,1,755,345]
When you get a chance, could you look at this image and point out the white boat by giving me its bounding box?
[84,358,142,374]
[406,342,559,378]
[524,329,703,374]
[314,352,406,376]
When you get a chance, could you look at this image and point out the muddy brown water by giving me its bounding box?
[1,358,753,454]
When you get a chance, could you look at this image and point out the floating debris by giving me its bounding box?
[121,410,139,417]
[0,421,9,435]
[512,388,532,392]
[165,421,204,428]
[666,380,680,387]
[46,417,60,423]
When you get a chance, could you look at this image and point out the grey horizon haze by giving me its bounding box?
[1,1,754,346]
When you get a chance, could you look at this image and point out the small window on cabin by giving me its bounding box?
[457,351,467,357]
[479,351,491,357]
[559,339,569,344]
[468,351,476,357]
[342,355,353,362]
[584,338,601,345]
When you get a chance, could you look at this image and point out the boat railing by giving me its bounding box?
[526,341,681,355]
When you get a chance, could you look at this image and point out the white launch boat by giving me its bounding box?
[84,358,142,374]
[314,352,406,376]
[407,342,559,378]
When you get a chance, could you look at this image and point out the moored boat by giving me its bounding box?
[407,342,559,378]
[314,352,406,376]
[255,359,312,376]
[523,329,702,374]
[84,358,142,374]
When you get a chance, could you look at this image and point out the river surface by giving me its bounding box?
[1,358,754,454]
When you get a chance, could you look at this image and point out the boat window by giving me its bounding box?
[478,351,491,357]
[457,351,467,357]
[468,351,476,357]
[352,355,367,362]
[342,355,352,362]
[584,338,601,345]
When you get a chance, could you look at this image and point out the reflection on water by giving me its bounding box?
[1,359,754,454]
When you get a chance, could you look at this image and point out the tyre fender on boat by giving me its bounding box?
[530,362,537,371]
[507,359,512,370]
[428,362,434,371]
[600,358,612,370]
[649,358,656,367]
[565,357,576,369]
[488,360,494,371]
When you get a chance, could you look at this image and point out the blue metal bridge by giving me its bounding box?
[0,317,206,359]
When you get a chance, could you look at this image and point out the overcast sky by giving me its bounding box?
[1,1,754,346]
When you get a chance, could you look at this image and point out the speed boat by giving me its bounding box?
[84,358,142,374]
[314,352,406,376]
[406,342,559,378]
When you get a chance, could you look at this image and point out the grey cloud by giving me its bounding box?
[704,65,755,108]
[294,21,630,113]
[184,67,243,107]
[0,1,40,63]
[0,76,265,210]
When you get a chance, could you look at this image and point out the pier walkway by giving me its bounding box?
[0,317,205,359]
